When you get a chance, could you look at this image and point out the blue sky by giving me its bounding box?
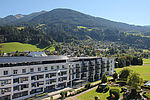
[0,0,150,25]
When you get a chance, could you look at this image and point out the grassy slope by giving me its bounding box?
[143,59,150,64]
[115,65,150,81]
[0,42,55,53]
[77,87,123,100]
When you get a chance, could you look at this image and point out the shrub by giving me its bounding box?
[50,96,53,100]
[101,73,107,83]
[76,88,87,94]
[60,91,67,99]
[96,84,109,93]
[96,85,103,93]
[109,89,120,100]
[94,96,100,100]
[85,83,91,89]
[126,89,141,99]
[113,72,118,80]
[103,86,109,93]
[119,68,132,81]
[130,89,138,97]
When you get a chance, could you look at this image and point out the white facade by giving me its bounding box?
[0,56,115,100]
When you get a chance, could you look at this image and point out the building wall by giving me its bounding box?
[0,63,69,100]
[0,57,115,100]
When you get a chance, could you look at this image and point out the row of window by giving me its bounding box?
[1,72,67,85]
[3,65,66,75]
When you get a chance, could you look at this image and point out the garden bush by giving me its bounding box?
[103,86,109,93]
[96,85,103,93]
[96,84,109,93]
[85,83,91,89]
[94,96,100,100]
[109,89,120,100]
[60,91,67,99]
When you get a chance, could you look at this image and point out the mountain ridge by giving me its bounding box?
[1,8,150,49]
[0,8,150,33]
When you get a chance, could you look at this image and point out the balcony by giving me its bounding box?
[76,65,80,68]
[1,88,11,95]
[31,75,44,81]
[97,62,101,65]
[82,63,88,67]
[89,67,95,70]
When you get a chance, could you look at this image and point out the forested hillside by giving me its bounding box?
[0,26,53,48]
[0,8,150,49]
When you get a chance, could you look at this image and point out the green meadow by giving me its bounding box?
[77,87,123,100]
[0,42,55,53]
[115,65,150,81]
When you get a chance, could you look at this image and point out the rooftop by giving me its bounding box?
[0,55,69,64]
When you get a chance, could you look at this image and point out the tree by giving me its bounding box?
[101,73,107,83]
[112,72,118,81]
[131,57,143,65]
[127,72,143,89]
[119,68,132,81]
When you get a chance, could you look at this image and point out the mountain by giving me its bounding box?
[1,8,150,49]
[0,11,47,25]
[1,8,150,33]
[29,8,150,33]
[0,15,18,25]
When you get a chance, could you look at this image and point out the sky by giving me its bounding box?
[0,0,150,26]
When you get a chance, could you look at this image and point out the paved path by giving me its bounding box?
[41,88,72,100]
[42,81,101,100]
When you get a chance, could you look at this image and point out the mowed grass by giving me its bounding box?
[77,87,123,100]
[143,59,150,64]
[115,65,150,81]
[0,42,55,53]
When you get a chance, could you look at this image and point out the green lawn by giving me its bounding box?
[0,42,55,53]
[115,65,150,81]
[77,87,123,100]
[143,59,150,64]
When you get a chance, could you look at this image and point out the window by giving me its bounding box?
[3,71,8,75]
[51,66,54,70]
[46,74,49,78]
[38,67,41,71]
[30,68,34,73]
[1,80,11,86]
[62,65,65,69]
[13,70,18,74]
[13,78,19,83]
[45,67,48,71]
[107,68,109,71]
[57,66,59,69]
[22,69,26,73]
[31,76,36,80]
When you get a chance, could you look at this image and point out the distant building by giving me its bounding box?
[27,52,47,57]
[0,53,114,100]
[144,81,150,86]
[96,49,109,52]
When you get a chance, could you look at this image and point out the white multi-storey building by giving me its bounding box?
[0,52,115,100]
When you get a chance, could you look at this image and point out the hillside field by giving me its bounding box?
[0,42,55,53]
[115,65,150,81]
